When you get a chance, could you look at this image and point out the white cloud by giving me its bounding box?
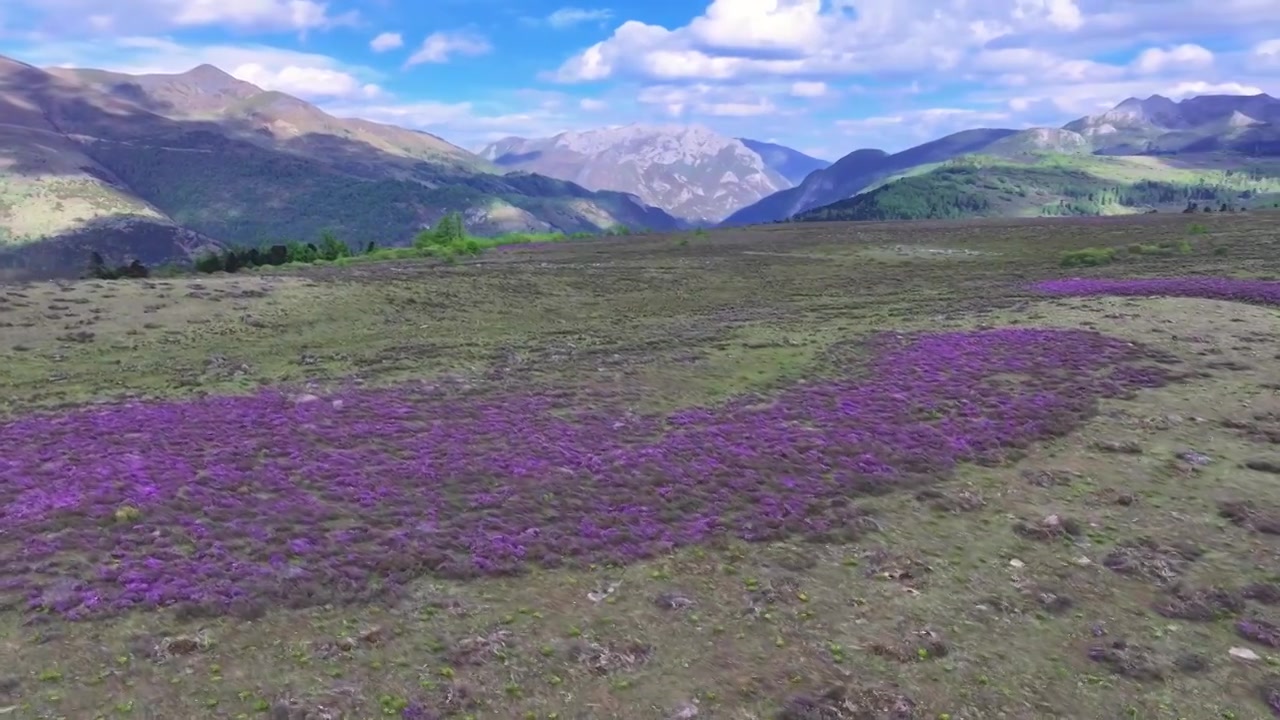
[369,32,403,53]
[552,0,1103,84]
[232,62,383,99]
[14,0,357,33]
[790,81,827,97]
[405,30,492,66]
[15,36,384,101]
[1012,0,1084,31]
[1251,38,1280,69]
[579,98,608,111]
[687,0,827,54]
[546,7,613,29]
[989,76,1273,117]
[1132,43,1213,74]
[635,82,784,119]
[1163,80,1265,97]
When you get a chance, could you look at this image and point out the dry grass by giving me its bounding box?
[3,211,1280,718]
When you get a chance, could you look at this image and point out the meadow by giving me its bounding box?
[2,211,1280,719]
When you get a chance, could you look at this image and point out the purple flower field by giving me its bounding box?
[1034,277,1280,306]
[1,328,1173,619]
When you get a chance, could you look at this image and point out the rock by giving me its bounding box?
[670,701,698,719]
[1177,450,1213,466]
[1230,646,1261,661]
[1009,559,1025,569]
[293,394,321,405]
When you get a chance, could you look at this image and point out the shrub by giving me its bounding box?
[1060,247,1117,268]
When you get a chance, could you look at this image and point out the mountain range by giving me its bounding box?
[1,48,1278,277]
[479,128,829,222]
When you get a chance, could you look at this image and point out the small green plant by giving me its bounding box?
[1188,222,1208,235]
[1059,247,1117,268]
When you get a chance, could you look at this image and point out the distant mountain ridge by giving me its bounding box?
[729,92,1280,226]
[723,129,1018,226]
[480,125,808,222]
[0,54,682,277]
[735,139,830,184]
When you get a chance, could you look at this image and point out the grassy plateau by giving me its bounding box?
[2,211,1280,719]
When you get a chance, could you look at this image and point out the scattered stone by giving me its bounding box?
[1177,450,1213,466]
[293,393,321,405]
[1013,513,1082,541]
[653,591,696,611]
[1230,647,1262,662]
[669,701,699,719]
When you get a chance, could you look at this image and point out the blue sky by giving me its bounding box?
[1,0,1278,158]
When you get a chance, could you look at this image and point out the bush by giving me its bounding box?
[1059,247,1117,268]
[84,252,151,280]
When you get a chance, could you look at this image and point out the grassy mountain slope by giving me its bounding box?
[793,153,1280,222]
[0,56,681,277]
[0,55,222,277]
[722,129,1019,226]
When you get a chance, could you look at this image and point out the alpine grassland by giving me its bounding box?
[3,210,1280,718]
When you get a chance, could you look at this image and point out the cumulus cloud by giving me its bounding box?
[579,98,608,111]
[233,62,383,99]
[552,0,1099,83]
[17,36,384,101]
[1132,43,1213,73]
[369,32,403,52]
[546,7,613,29]
[404,30,492,66]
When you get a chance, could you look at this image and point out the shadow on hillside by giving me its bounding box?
[0,60,679,277]
[0,215,219,282]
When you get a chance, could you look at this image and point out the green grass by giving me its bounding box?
[3,212,1280,718]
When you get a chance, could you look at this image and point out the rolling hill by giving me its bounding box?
[0,54,681,277]
[721,129,1019,226]
[792,153,1280,223]
[732,93,1280,226]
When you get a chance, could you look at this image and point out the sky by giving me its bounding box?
[1,0,1279,159]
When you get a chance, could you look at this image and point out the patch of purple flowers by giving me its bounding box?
[0,328,1172,619]
[1033,277,1280,306]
